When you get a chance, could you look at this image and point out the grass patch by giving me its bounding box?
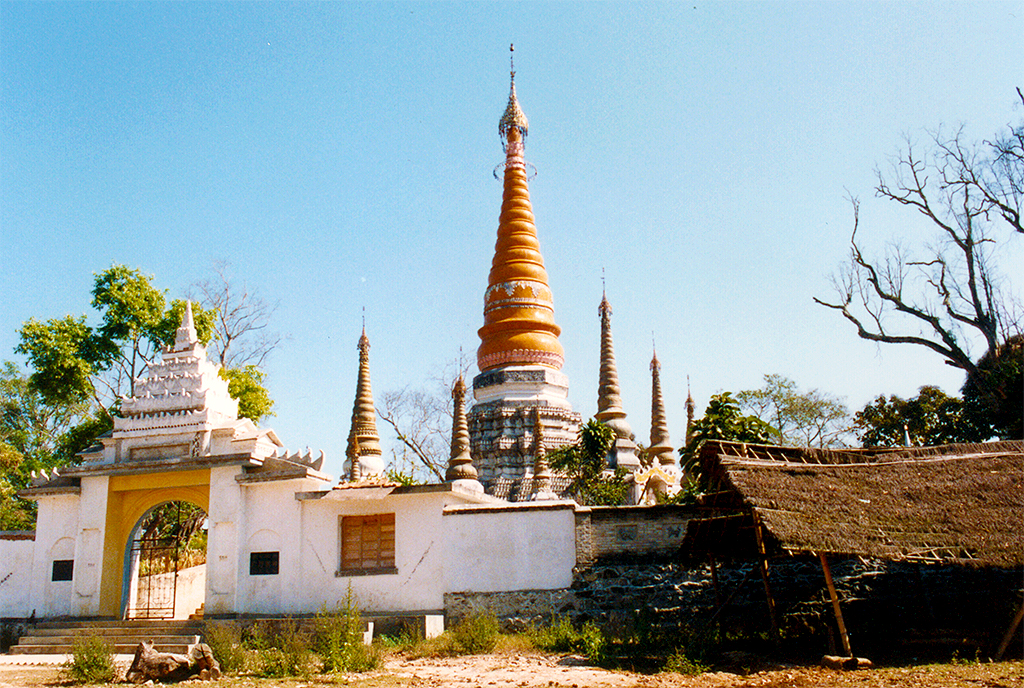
[61,636,118,684]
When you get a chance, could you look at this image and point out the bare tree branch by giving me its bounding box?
[190,262,282,369]
[815,106,1021,381]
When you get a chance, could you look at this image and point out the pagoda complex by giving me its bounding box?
[468,54,581,485]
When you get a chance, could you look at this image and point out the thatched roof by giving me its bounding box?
[686,440,1023,568]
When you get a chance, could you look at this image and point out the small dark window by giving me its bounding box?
[249,551,279,576]
[52,559,73,581]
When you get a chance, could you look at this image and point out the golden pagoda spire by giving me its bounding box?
[477,47,565,372]
[649,346,675,469]
[595,288,632,442]
[345,325,383,477]
[446,375,478,481]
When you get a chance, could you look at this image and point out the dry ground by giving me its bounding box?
[0,652,1020,688]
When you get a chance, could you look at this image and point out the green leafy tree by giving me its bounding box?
[16,267,217,418]
[737,374,851,448]
[854,386,987,447]
[961,335,1023,440]
[220,366,275,423]
[16,265,273,426]
[0,362,100,529]
[679,392,779,475]
[549,419,629,506]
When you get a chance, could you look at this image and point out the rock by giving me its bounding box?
[125,641,221,683]
[820,654,873,670]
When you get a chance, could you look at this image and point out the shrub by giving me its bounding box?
[313,587,380,672]
[203,622,246,675]
[451,612,499,654]
[532,617,607,663]
[663,648,708,675]
[62,636,118,684]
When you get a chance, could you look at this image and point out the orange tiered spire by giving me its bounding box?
[477,48,564,372]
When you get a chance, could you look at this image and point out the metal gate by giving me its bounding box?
[125,505,182,620]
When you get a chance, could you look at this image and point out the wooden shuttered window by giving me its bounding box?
[340,513,395,574]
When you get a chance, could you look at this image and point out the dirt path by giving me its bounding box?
[1,653,1020,687]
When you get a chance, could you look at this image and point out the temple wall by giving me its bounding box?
[206,466,244,615]
[28,492,83,618]
[442,501,577,593]
[230,486,459,616]
[0,534,35,617]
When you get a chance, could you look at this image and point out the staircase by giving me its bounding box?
[9,619,204,656]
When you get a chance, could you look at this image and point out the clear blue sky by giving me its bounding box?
[2,2,1021,477]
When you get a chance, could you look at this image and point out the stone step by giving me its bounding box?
[32,619,203,630]
[27,625,200,637]
[17,633,200,646]
[10,641,195,655]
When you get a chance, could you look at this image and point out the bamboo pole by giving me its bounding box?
[752,513,779,638]
[994,601,1024,661]
[818,552,852,657]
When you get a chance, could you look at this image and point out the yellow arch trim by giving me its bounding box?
[99,469,211,617]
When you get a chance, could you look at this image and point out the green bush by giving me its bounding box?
[313,588,380,672]
[62,636,118,684]
[203,622,247,675]
[532,617,607,663]
[451,612,499,654]
[663,648,709,675]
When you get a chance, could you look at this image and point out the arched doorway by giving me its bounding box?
[121,500,208,620]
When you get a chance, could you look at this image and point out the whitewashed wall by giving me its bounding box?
[442,502,578,593]
[27,491,84,618]
[0,536,36,617]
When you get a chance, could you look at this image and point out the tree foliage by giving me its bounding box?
[854,385,987,447]
[220,366,275,424]
[549,419,629,506]
[15,265,273,427]
[16,267,217,416]
[0,361,107,529]
[815,99,1023,400]
[736,374,851,448]
[961,334,1023,440]
[679,392,778,474]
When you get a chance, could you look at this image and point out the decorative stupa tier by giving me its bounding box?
[115,302,239,433]
[648,349,675,470]
[595,291,639,470]
[343,327,385,479]
[469,50,580,488]
[476,60,564,373]
[446,375,482,491]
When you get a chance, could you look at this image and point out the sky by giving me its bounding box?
[2,1,1021,479]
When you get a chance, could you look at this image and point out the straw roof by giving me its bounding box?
[687,440,1023,568]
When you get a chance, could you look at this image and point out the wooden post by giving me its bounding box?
[709,554,722,634]
[752,513,779,639]
[994,601,1024,661]
[819,552,852,657]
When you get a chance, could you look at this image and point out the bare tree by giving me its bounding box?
[815,104,1023,383]
[376,356,471,482]
[191,262,282,368]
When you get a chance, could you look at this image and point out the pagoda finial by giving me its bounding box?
[649,346,674,470]
[346,325,383,478]
[172,300,200,352]
[499,44,528,147]
[446,375,479,482]
[595,288,632,442]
